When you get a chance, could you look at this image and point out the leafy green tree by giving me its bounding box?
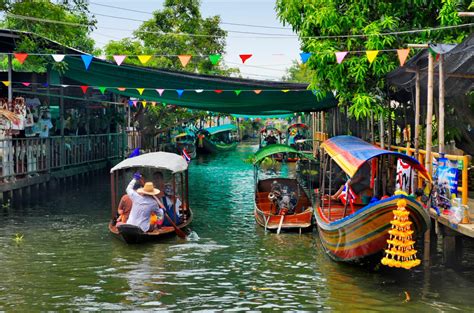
[276,0,472,119]
[0,0,96,72]
[282,61,314,83]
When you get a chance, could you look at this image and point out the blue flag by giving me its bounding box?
[81,54,93,70]
[128,148,140,158]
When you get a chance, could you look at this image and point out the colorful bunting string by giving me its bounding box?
[14,53,28,64]
[51,54,65,62]
[239,54,252,64]
[138,55,152,65]
[178,55,192,68]
[209,54,221,65]
[81,55,93,70]
[397,49,410,67]
[335,51,348,64]
[300,52,311,64]
[366,50,379,64]
[113,55,126,66]
[136,88,145,95]
[80,85,89,94]
[176,89,184,97]
[156,89,165,96]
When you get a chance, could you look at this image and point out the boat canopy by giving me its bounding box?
[260,126,281,134]
[321,136,431,180]
[204,124,237,135]
[253,144,313,165]
[288,123,309,130]
[110,152,188,174]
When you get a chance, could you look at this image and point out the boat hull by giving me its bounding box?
[315,195,430,262]
[109,208,193,244]
[254,178,314,232]
[198,137,238,153]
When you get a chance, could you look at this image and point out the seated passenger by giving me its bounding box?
[116,178,142,226]
[162,183,182,226]
[265,131,278,145]
[125,172,165,232]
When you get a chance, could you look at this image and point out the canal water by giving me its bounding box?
[1,143,474,311]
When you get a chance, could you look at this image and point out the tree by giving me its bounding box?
[275,0,471,119]
[104,0,237,75]
[0,0,97,72]
[282,61,314,83]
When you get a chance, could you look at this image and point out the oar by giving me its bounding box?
[153,196,187,239]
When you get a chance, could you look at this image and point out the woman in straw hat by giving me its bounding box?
[125,172,165,232]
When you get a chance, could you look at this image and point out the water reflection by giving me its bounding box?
[0,144,473,310]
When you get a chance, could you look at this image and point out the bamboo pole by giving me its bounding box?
[379,112,385,149]
[414,70,421,159]
[370,110,375,143]
[438,54,445,154]
[423,51,435,266]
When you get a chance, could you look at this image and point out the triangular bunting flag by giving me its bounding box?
[209,54,221,65]
[239,54,252,63]
[254,90,262,94]
[234,90,242,96]
[335,51,348,64]
[128,100,133,106]
[14,53,28,64]
[281,89,290,93]
[81,55,93,70]
[98,87,107,94]
[300,52,311,64]
[80,85,89,94]
[366,50,379,64]
[195,89,204,93]
[151,101,156,107]
[214,90,223,94]
[397,49,410,66]
[61,84,69,88]
[42,83,49,87]
[142,101,147,108]
[176,89,184,97]
[51,54,65,62]
[2,81,10,87]
[113,55,126,66]
[132,100,137,107]
[136,88,145,95]
[117,87,126,91]
[21,82,30,87]
[178,55,192,68]
[138,55,152,65]
[156,89,164,96]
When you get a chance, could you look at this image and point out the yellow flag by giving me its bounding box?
[2,81,10,87]
[138,55,152,65]
[366,50,379,64]
[136,88,145,95]
[281,89,290,93]
[142,101,147,108]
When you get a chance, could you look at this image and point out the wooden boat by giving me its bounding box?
[285,123,310,162]
[316,136,431,262]
[197,124,238,153]
[253,144,314,233]
[173,130,197,159]
[109,152,193,244]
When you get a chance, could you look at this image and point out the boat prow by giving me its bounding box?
[315,194,430,262]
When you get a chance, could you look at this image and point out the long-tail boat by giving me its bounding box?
[109,152,193,244]
[286,123,310,162]
[173,129,197,159]
[253,144,314,233]
[316,136,431,262]
[197,124,238,153]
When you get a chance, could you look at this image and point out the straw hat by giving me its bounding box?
[137,182,160,196]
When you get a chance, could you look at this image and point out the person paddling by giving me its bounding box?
[125,172,165,232]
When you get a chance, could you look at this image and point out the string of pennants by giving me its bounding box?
[6,48,415,70]
[1,81,312,105]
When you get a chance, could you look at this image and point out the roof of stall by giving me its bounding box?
[387,33,474,102]
[321,136,431,180]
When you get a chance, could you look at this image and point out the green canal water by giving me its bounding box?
[1,143,474,311]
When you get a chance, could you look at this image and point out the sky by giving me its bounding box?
[88,0,302,81]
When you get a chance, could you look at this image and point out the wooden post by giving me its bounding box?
[379,112,385,149]
[414,70,421,160]
[7,54,12,102]
[438,54,445,154]
[370,111,375,144]
[423,51,435,266]
[321,111,325,138]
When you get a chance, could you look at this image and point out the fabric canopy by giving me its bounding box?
[204,124,237,135]
[321,136,431,180]
[110,152,188,173]
[253,143,314,165]
[62,57,337,115]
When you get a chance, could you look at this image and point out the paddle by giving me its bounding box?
[152,196,187,239]
[276,215,284,235]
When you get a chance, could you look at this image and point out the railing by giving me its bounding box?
[389,144,471,205]
[0,133,125,180]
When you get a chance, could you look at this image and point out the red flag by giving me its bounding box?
[80,85,89,94]
[239,54,252,63]
[14,53,28,64]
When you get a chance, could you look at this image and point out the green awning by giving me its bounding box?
[62,57,337,115]
[204,124,237,135]
[253,143,314,165]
